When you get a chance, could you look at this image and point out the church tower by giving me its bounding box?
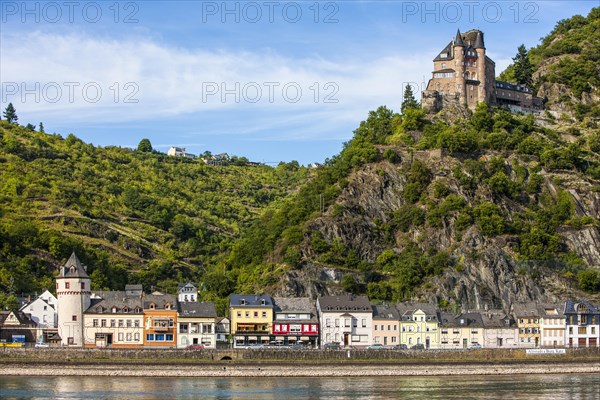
[56,252,91,346]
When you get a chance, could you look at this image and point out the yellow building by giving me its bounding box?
[513,303,541,348]
[229,294,274,348]
[438,312,484,349]
[397,303,439,349]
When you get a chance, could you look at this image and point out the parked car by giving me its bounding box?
[411,344,425,350]
[368,344,385,350]
[323,343,342,350]
[34,343,49,348]
[187,344,204,350]
[469,343,482,350]
[391,344,408,350]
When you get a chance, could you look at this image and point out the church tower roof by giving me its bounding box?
[58,252,89,279]
[454,28,465,46]
[474,31,485,49]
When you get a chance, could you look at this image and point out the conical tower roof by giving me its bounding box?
[474,31,485,49]
[454,28,465,46]
[58,252,89,278]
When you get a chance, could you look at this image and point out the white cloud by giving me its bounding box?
[1,31,430,140]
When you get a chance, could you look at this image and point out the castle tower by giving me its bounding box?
[453,28,466,101]
[56,252,91,346]
[474,31,487,104]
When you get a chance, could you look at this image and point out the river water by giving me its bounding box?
[1,374,598,399]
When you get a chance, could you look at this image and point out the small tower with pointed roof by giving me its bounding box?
[56,252,91,346]
[453,28,466,101]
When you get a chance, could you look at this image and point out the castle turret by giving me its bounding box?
[474,31,487,104]
[453,28,466,101]
[56,252,91,346]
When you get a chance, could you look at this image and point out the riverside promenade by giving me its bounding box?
[1,348,599,377]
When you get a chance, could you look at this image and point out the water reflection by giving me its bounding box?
[0,374,598,400]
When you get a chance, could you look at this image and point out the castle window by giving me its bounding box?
[442,63,446,69]
[65,282,70,289]
[81,282,85,290]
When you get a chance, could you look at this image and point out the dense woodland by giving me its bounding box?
[1,8,599,313]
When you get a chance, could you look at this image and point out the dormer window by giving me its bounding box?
[123,307,129,313]
[240,299,246,306]
[112,307,117,313]
[70,266,75,273]
[134,307,142,313]
[149,303,155,310]
[165,303,171,310]
[261,299,266,306]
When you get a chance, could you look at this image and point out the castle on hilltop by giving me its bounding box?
[421,29,543,114]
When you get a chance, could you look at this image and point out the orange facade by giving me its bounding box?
[143,309,178,348]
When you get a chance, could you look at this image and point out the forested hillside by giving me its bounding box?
[0,123,307,310]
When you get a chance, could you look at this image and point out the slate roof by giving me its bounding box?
[317,295,372,312]
[57,252,89,279]
[454,28,464,46]
[229,294,274,308]
[439,312,484,328]
[481,311,516,328]
[178,302,217,318]
[178,282,197,292]
[396,302,439,321]
[512,302,540,318]
[85,291,144,314]
[538,304,565,319]
[273,297,318,322]
[564,300,599,315]
[143,293,177,310]
[0,311,37,327]
[474,31,485,49]
[372,305,400,320]
[495,80,533,93]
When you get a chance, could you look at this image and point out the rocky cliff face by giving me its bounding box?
[277,148,600,310]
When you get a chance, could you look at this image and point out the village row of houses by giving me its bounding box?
[2,253,599,350]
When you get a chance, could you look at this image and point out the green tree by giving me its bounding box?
[137,138,153,152]
[512,44,533,86]
[39,122,45,133]
[577,269,600,293]
[25,123,36,131]
[401,84,419,114]
[3,103,18,124]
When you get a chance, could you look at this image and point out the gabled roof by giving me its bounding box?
[57,252,89,279]
[481,311,516,328]
[19,296,54,312]
[273,297,315,314]
[433,42,454,61]
[396,302,439,321]
[564,300,599,315]
[178,282,197,292]
[372,305,400,320]
[512,302,540,318]
[144,293,177,310]
[229,294,274,308]
[439,312,484,328]
[85,291,144,314]
[178,302,217,318]
[317,295,372,312]
[0,311,37,327]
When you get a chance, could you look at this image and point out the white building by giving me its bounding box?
[316,295,372,348]
[56,252,91,346]
[539,304,566,348]
[19,290,58,329]
[564,300,599,348]
[167,147,196,158]
[177,302,217,349]
[481,312,519,349]
[177,282,198,303]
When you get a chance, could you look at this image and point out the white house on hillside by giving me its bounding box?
[19,290,58,329]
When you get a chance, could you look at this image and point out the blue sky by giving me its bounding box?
[0,1,597,164]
